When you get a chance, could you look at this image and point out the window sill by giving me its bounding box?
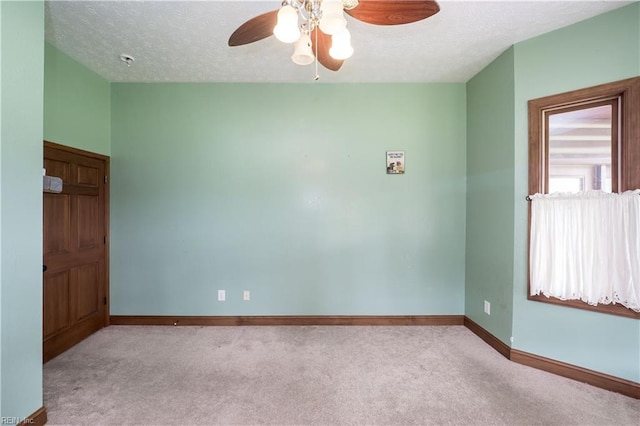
[528,294,640,319]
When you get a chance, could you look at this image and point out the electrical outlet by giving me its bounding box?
[218,290,226,302]
[243,290,250,301]
[484,300,491,315]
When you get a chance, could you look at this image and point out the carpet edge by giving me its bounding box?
[109,315,465,326]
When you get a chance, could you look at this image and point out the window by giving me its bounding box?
[548,102,615,193]
[528,77,640,319]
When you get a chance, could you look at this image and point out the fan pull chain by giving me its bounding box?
[314,26,319,81]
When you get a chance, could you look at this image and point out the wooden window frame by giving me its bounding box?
[527,77,640,319]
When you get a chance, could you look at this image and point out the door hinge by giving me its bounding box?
[104,296,107,305]
[104,175,108,184]
[104,236,107,244]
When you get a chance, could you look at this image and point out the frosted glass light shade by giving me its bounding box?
[291,33,314,65]
[329,28,353,60]
[319,0,346,35]
[274,5,301,43]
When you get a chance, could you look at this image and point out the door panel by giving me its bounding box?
[44,158,70,183]
[76,264,99,320]
[77,165,99,186]
[43,194,71,255]
[43,271,70,338]
[43,142,109,362]
[76,195,100,249]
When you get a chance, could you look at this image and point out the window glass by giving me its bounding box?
[547,104,612,193]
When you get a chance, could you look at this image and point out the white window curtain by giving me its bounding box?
[529,189,640,312]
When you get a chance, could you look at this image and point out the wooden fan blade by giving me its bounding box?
[345,0,440,25]
[311,28,344,71]
[228,10,278,46]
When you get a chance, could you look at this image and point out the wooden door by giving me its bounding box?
[43,142,109,362]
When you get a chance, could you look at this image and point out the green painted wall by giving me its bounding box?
[44,43,111,155]
[110,83,467,316]
[0,0,44,421]
[511,4,640,381]
[465,47,515,345]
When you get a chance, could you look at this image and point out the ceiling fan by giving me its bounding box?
[228,0,440,73]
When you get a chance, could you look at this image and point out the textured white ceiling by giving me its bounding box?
[45,0,635,83]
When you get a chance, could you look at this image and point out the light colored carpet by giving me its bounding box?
[44,326,639,425]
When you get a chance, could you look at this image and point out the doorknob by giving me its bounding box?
[43,265,47,272]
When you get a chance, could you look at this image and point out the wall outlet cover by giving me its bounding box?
[484,300,490,315]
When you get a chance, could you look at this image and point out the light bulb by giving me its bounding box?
[273,5,301,43]
[329,28,353,60]
[291,33,315,65]
[319,0,346,35]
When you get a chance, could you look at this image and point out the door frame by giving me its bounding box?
[44,140,110,328]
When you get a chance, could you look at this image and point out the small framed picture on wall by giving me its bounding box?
[386,151,405,174]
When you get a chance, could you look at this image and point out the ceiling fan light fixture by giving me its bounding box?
[291,33,315,65]
[229,0,442,74]
[329,28,353,60]
[273,5,301,43]
[319,0,346,35]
